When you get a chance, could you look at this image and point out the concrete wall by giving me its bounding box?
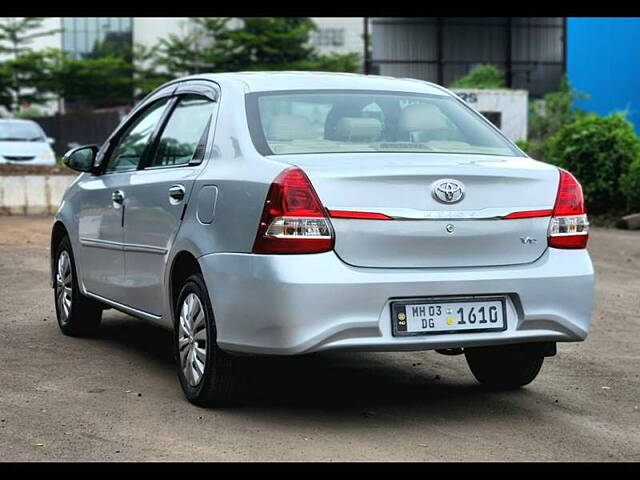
[311,17,364,56]
[450,88,529,141]
[0,176,76,215]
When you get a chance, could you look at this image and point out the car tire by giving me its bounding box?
[464,343,545,390]
[53,236,102,336]
[173,273,237,407]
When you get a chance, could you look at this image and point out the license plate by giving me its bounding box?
[391,296,507,336]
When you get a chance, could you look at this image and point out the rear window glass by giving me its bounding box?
[247,90,518,157]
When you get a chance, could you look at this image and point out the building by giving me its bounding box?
[367,17,565,98]
[567,17,640,134]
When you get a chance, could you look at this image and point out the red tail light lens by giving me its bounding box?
[328,210,392,220]
[252,167,334,254]
[548,169,589,249]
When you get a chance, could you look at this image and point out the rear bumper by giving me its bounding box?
[200,248,594,355]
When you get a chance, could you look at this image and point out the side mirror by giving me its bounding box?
[63,145,98,173]
[47,137,55,145]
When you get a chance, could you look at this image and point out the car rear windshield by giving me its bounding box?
[246,90,520,157]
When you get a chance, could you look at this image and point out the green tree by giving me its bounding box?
[450,64,505,89]
[44,49,135,111]
[621,158,640,212]
[133,43,175,98]
[0,17,60,108]
[135,17,361,97]
[546,113,640,214]
[85,31,134,63]
[4,50,53,108]
[0,63,13,111]
[529,76,587,143]
[519,76,587,160]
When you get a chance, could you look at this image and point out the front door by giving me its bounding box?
[77,97,171,304]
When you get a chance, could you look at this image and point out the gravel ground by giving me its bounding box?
[0,215,639,462]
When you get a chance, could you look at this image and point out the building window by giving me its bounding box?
[311,28,345,47]
[62,17,133,60]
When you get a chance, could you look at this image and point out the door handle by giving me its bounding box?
[168,184,186,204]
[112,190,124,205]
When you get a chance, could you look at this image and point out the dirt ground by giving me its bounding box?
[0,164,75,176]
[0,215,638,462]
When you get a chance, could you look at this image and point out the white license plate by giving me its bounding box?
[391,297,507,336]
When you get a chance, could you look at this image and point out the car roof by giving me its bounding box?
[180,71,450,96]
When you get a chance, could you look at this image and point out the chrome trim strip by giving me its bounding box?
[123,243,168,255]
[79,237,167,255]
[79,237,123,251]
[327,206,553,221]
[85,290,162,322]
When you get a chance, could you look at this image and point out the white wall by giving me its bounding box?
[0,175,76,215]
[450,88,529,141]
[132,17,191,49]
[310,17,364,56]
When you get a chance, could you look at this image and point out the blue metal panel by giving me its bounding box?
[567,17,640,132]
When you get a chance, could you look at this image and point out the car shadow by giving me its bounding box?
[95,313,536,419]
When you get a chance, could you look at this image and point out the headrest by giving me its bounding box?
[267,114,316,141]
[331,117,382,141]
[399,103,448,132]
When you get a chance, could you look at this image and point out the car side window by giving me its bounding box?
[148,95,215,168]
[104,98,170,173]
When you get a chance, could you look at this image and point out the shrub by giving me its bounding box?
[12,106,43,118]
[525,76,587,162]
[449,64,505,89]
[545,113,640,214]
[515,139,548,160]
[514,140,531,154]
[621,158,640,212]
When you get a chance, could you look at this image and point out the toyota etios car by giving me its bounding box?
[52,72,594,406]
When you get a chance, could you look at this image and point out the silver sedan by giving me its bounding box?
[51,72,594,407]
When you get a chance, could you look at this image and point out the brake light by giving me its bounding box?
[503,209,553,219]
[252,167,334,254]
[548,169,589,249]
[328,210,392,220]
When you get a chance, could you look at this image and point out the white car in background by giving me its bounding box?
[0,119,56,165]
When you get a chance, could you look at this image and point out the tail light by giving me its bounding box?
[252,167,334,254]
[548,169,589,249]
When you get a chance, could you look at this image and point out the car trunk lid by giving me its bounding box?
[272,153,559,268]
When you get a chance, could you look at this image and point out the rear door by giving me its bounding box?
[121,83,218,315]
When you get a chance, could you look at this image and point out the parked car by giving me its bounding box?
[0,119,56,165]
[51,72,594,407]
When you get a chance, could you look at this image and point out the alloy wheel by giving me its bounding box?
[178,293,208,386]
[55,250,73,324]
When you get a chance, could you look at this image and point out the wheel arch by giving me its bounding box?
[50,221,70,287]
[169,250,203,321]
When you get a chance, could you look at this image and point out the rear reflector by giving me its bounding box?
[252,167,334,254]
[548,169,589,249]
[503,209,553,219]
[328,210,392,220]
